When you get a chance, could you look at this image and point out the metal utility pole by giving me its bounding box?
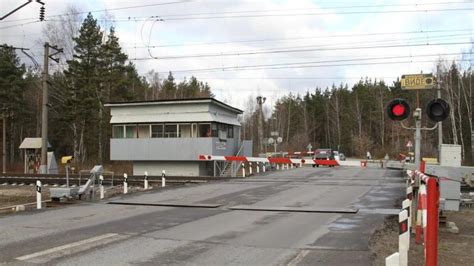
[39,42,62,174]
[256,96,266,155]
[39,42,49,174]
[2,114,5,174]
[436,67,443,159]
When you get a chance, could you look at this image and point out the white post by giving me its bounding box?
[286,164,289,170]
[276,164,280,170]
[123,173,128,194]
[36,180,42,209]
[241,163,246,177]
[385,252,400,266]
[256,163,260,174]
[290,163,294,169]
[263,164,266,172]
[99,175,104,199]
[144,171,149,190]
[161,170,166,187]
[399,209,409,266]
[249,162,253,175]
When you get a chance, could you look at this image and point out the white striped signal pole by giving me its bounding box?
[36,180,42,209]
[99,175,104,199]
[144,171,149,190]
[123,173,128,194]
[402,199,411,248]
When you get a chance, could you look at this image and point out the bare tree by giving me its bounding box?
[42,5,83,64]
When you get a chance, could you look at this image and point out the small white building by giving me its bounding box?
[105,98,252,176]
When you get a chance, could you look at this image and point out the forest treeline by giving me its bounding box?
[0,10,472,170]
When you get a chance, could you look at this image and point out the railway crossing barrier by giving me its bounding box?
[386,163,440,266]
[198,154,339,177]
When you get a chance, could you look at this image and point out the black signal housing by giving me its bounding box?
[426,98,450,122]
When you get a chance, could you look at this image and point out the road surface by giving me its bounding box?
[0,166,405,265]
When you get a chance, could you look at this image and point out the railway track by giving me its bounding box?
[0,173,237,187]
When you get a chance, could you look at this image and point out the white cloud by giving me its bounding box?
[0,0,471,110]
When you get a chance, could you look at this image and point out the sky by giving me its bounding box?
[0,0,473,110]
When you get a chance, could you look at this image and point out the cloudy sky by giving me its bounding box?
[1,0,472,110]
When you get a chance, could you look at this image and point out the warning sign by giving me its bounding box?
[401,74,435,90]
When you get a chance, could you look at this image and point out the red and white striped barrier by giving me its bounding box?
[198,154,339,167]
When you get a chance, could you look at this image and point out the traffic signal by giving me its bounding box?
[386,98,411,121]
[426,98,450,122]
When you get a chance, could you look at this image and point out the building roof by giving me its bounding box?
[104,97,243,114]
[19,138,51,149]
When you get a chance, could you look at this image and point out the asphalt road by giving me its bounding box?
[0,166,405,265]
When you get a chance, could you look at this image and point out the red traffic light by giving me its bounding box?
[387,98,411,121]
[426,98,450,122]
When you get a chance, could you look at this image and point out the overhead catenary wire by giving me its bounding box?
[149,53,470,74]
[124,30,473,49]
[1,0,470,24]
[131,41,473,60]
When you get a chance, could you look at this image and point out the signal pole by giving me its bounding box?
[256,96,266,155]
[436,66,443,159]
[39,42,49,174]
[2,113,5,174]
[414,109,422,169]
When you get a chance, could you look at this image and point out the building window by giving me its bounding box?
[192,123,198,138]
[179,124,192,138]
[211,123,218,137]
[138,125,150,138]
[151,124,164,138]
[218,124,228,139]
[164,124,178,138]
[227,125,234,138]
[198,124,211,137]
[112,125,125,138]
[125,125,137,138]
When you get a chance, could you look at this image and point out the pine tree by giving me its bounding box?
[64,12,104,163]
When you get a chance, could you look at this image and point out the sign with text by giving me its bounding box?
[401,73,435,90]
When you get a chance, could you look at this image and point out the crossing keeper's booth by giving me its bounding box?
[105,98,251,176]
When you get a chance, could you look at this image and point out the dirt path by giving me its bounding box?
[370,208,474,265]
[0,186,50,208]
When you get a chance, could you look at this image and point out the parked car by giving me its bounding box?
[312,148,334,167]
